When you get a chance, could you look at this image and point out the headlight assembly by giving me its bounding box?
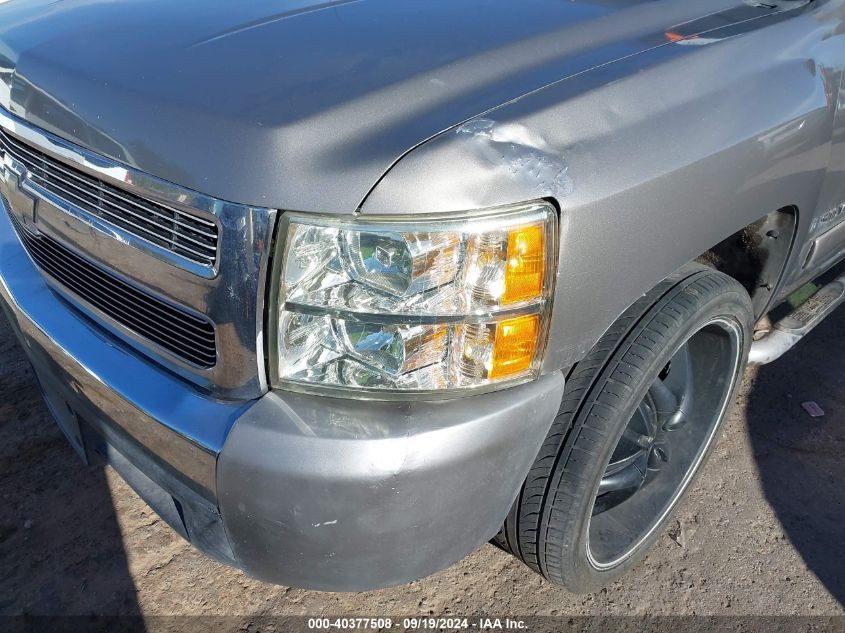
[268,201,557,397]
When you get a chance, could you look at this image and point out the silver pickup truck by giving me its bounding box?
[1,0,843,592]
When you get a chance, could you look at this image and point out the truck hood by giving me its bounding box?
[0,0,751,212]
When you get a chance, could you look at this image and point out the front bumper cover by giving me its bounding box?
[218,375,564,590]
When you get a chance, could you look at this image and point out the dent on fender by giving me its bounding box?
[455,119,574,202]
[362,116,577,214]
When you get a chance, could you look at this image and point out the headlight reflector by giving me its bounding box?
[269,202,556,396]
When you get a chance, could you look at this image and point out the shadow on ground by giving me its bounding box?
[0,315,142,619]
[745,309,845,606]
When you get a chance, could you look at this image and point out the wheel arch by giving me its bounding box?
[695,206,799,320]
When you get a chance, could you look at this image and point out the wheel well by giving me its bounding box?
[695,206,797,318]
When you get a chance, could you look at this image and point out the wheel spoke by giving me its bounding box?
[622,426,652,449]
[598,458,646,495]
[665,343,693,394]
[660,343,695,430]
[647,441,670,472]
[604,448,646,476]
[649,377,680,428]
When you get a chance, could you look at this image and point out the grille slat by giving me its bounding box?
[27,172,219,262]
[23,238,217,344]
[23,154,218,240]
[98,187,219,238]
[5,205,217,368]
[0,129,219,266]
[28,254,217,366]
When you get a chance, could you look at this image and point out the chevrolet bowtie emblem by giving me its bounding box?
[0,164,38,231]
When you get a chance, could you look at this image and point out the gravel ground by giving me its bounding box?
[1,305,844,623]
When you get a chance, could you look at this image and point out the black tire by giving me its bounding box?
[494,264,753,592]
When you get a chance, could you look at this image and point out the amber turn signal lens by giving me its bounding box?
[490,314,540,379]
[503,223,545,304]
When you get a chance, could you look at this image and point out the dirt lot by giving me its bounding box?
[1,305,844,625]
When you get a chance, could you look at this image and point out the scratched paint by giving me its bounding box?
[456,119,574,200]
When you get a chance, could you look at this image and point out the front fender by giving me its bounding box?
[362,3,840,372]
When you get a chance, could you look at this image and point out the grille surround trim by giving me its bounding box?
[5,200,218,368]
[0,105,276,400]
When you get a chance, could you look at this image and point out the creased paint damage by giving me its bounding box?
[456,119,574,200]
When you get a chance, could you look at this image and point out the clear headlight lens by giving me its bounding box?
[269,202,556,396]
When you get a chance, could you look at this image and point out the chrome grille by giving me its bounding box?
[5,201,217,368]
[0,128,219,267]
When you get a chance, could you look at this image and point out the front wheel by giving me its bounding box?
[495,264,752,592]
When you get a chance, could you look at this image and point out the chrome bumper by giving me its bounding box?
[0,206,246,499]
